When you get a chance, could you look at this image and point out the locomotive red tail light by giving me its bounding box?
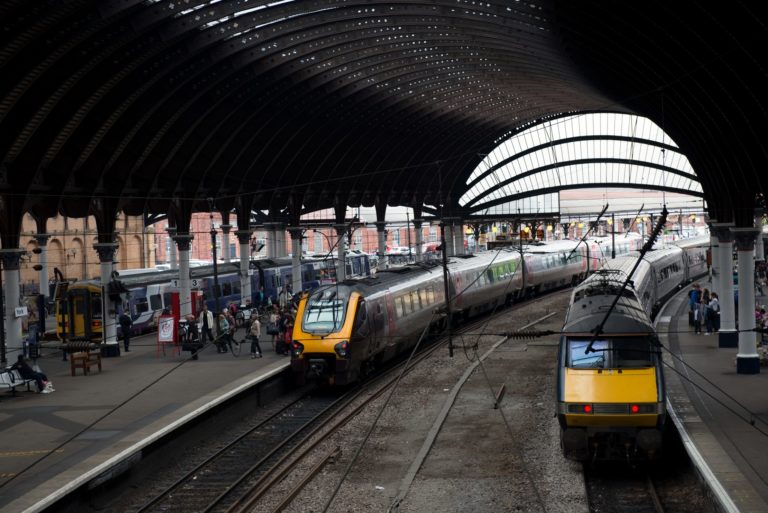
[292,341,304,356]
[630,404,640,413]
[583,404,592,413]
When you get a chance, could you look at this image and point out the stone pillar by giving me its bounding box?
[453,219,465,256]
[376,221,388,269]
[220,224,232,263]
[733,229,760,374]
[236,230,252,305]
[712,225,737,348]
[335,224,347,281]
[413,219,424,262]
[173,235,194,317]
[274,224,286,257]
[1,250,25,354]
[94,243,119,356]
[289,227,303,293]
[167,227,178,270]
[34,234,51,298]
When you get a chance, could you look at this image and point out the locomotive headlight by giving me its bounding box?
[291,341,304,357]
[334,340,350,359]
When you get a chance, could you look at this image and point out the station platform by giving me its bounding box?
[659,280,768,513]
[2,284,768,513]
[0,330,290,513]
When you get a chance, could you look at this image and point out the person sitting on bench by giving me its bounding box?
[11,355,54,393]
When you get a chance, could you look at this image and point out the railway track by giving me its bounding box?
[584,464,665,513]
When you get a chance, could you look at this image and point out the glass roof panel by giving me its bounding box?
[462,112,699,208]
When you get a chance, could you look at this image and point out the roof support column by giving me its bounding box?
[708,223,719,287]
[236,230,252,306]
[173,235,194,318]
[712,224,737,349]
[733,229,760,374]
[443,219,455,257]
[1,250,25,359]
[288,227,303,294]
[755,216,765,262]
[413,219,424,262]
[335,225,347,282]
[167,226,178,270]
[376,222,387,270]
[220,224,232,263]
[453,219,465,256]
[94,243,119,356]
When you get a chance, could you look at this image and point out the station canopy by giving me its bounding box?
[459,113,704,216]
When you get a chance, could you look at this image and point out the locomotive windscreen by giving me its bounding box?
[567,337,654,369]
[303,288,348,333]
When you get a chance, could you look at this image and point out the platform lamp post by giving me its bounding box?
[208,199,221,315]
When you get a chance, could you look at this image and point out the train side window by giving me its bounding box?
[411,290,421,309]
[232,282,241,295]
[427,287,435,304]
[395,297,404,318]
[222,282,232,296]
[135,298,149,314]
[91,295,102,319]
[419,288,427,306]
[150,294,162,311]
[402,294,412,314]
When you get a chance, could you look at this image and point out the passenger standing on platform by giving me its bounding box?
[709,293,720,332]
[249,316,262,358]
[199,304,215,345]
[217,313,231,353]
[702,287,711,305]
[224,308,238,344]
[269,307,280,354]
[119,310,133,352]
[688,283,701,326]
[280,308,294,355]
[11,355,53,393]
[694,297,706,334]
[278,286,291,310]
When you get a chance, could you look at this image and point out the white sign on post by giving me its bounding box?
[14,306,28,317]
[171,279,199,288]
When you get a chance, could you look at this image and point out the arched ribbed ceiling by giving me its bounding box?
[0,1,766,227]
[460,113,703,213]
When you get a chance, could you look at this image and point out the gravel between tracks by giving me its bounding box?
[279,291,586,513]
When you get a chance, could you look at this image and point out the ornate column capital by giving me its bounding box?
[34,234,51,246]
[235,229,252,245]
[0,249,24,270]
[220,224,232,234]
[412,218,424,228]
[375,221,386,232]
[171,234,194,251]
[732,227,759,251]
[710,223,734,243]
[166,226,177,235]
[334,224,347,236]
[93,242,118,263]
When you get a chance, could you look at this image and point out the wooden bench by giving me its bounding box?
[0,369,36,395]
[70,351,102,376]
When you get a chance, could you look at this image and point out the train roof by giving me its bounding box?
[669,235,710,249]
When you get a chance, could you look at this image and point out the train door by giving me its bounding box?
[69,290,89,338]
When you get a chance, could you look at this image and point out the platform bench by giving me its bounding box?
[70,351,102,376]
[0,369,36,395]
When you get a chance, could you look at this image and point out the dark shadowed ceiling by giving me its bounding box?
[1,0,766,234]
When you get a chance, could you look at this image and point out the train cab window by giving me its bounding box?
[150,294,162,311]
[302,288,347,333]
[163,292,172,309]
[614,339,654,368]
[91,294,102,319]
[567,339,607,369]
